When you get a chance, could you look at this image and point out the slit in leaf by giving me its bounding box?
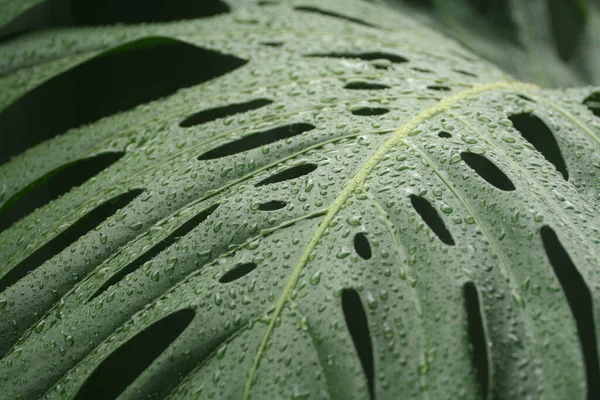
[463,282,490,399]
[294,6,380,28]
[460,152,515,191]
[341,288,374,399]
[179,98,273,128]
[0,152,124,234]
[516,94,535,102]
[410,195,455,245]
[0,190,143,294]
[583,92,600,117]
[0,0,228,41]
[427,85,451,92]
[0,38,247,166]
[261,41,284,47]
[354,233,372,260]
[351,107,390,116]
[306,52,407,64]
[255,163,318,187]
[197,123,315,160]
[438,131,452,139]
[344,81,390,90]
[88,204,219,301]
[508,113,568,180]
[219,262,257,283]
[73,308,195,400]
[257,200,286,211]
[541,226,600,400]
[411,67,433,73]
[454,69,477,77]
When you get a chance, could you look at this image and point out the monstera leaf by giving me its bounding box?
[384,0,600,88]
[0,0,599,399]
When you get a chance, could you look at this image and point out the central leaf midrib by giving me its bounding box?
[242,80,537,399]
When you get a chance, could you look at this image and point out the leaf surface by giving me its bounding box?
[0,1,599,399]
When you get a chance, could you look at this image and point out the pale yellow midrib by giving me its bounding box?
[241,80,538,399]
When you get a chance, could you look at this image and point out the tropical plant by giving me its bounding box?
[0,0,599,399]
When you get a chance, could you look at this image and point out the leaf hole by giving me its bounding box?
[453,69,478,77]
[508,113,568,180]
[353,232,372,260]
[88,204,219,301]
[411,67,433,73]
[0,189,143,295]
[351,107,390,116]
[409,195,455,246]
[294,6,380,28]
[344,81,390,90]
[257,200,286,211]
[541,226,600,400]
[460,152,515,191]
[219,262,258,283]
[341,288,374,399]
[260,41,284,47]
[0,38,247,166]
[583,92,600,117]
[516,94,535,102]
[255,163,318,187]
[463,282,489,399]
[197,123,315,160]
[179,98,273,128]
[427,85,452,92]
[306,52,407,64]
[438,131,452,138]
[73,308,195,400]
[0,152,124,234]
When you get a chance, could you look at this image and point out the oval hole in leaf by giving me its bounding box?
[257,200,286,211]
[583,92,600,117]
[508,113,568,180]
[0,38,247,166]
[438,131,452,138]
[353,232,372,260]
[0,0,229,41]
[219,262,258,283]
[306,52,407,64]
[341,288,374,399]
[294,6,379,28]
[410,195,455,245]
[463,282,489,398]
[541,226,600,399]
[427,85,451,92]
[88,204,219,301]
[0,190,143,294]
[460,152,515,191]
[351,107,390,116]
[179,99,273,128]
[197,123,315,160]
[0,152,124,234]
[255,163,318,187]
[344,81,390,90]
[73,308,195,400]
[261,41,284,47]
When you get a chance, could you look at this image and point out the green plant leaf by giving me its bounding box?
[385,0,600,87]
[0,0,599,399]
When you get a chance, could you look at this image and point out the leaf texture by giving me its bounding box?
[0,1,599,399]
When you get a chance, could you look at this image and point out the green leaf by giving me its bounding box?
[0,0,599,399]
[385,0,600,87]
